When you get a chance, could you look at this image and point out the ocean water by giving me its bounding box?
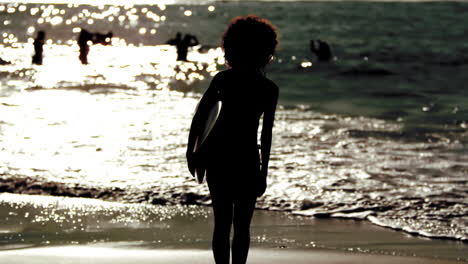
[0,1,467,242]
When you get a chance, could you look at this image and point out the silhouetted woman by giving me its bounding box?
[187,15,278,264]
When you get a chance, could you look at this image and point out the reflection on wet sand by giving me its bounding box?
[1,192,467,263]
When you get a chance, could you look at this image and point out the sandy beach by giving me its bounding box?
[0,246,463,264]
[0,193,466,263]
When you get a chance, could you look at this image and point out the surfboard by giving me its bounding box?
[192,100,222,183]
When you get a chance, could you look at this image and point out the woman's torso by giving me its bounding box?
[205,69,271,172]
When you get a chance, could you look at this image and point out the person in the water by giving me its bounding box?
[32,31,46,65]
[77,29,92,64]
[167,32,199,61]
[92,31,113,46]
[77,29,112,64]
[187,15,279,264]
[310,39,332,62]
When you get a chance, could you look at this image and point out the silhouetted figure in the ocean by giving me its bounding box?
[166,32,182,45]
[92,31,113,46]
[78,29,92,64]
[32,31,45,65]
[310,39,332,62]
[77,29,113,64]
[167,32,199,61]
[187,15,278,264]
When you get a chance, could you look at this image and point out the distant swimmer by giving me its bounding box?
[77,29,113,64]
[92,31,113,46]
[166,32,182,46]
[32,31,46,65]
[167,32,199,61]
[78,29,92,64]
[310,39,332,62]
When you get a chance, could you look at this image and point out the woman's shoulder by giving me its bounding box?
[212,70,232,81]
[212,69,278,96]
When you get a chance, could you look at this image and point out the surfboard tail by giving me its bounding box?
[194,167,206,184]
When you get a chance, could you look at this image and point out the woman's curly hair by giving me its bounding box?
[222,15,278,69]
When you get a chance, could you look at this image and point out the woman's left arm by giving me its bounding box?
[257,82,279,196]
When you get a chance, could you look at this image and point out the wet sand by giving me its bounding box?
[0,246,462,264]
[0,193,467,263]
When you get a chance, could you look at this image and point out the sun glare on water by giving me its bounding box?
[0,2,225,190]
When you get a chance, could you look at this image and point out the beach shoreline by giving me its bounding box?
[0,193,466,263]
[0,246,464,264]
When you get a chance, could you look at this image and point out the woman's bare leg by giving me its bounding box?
[211,193,234,264]
[232,196,256,264]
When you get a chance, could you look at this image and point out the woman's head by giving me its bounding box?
[222,15,278,70]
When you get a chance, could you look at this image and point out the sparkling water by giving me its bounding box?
[0,1,467,241]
